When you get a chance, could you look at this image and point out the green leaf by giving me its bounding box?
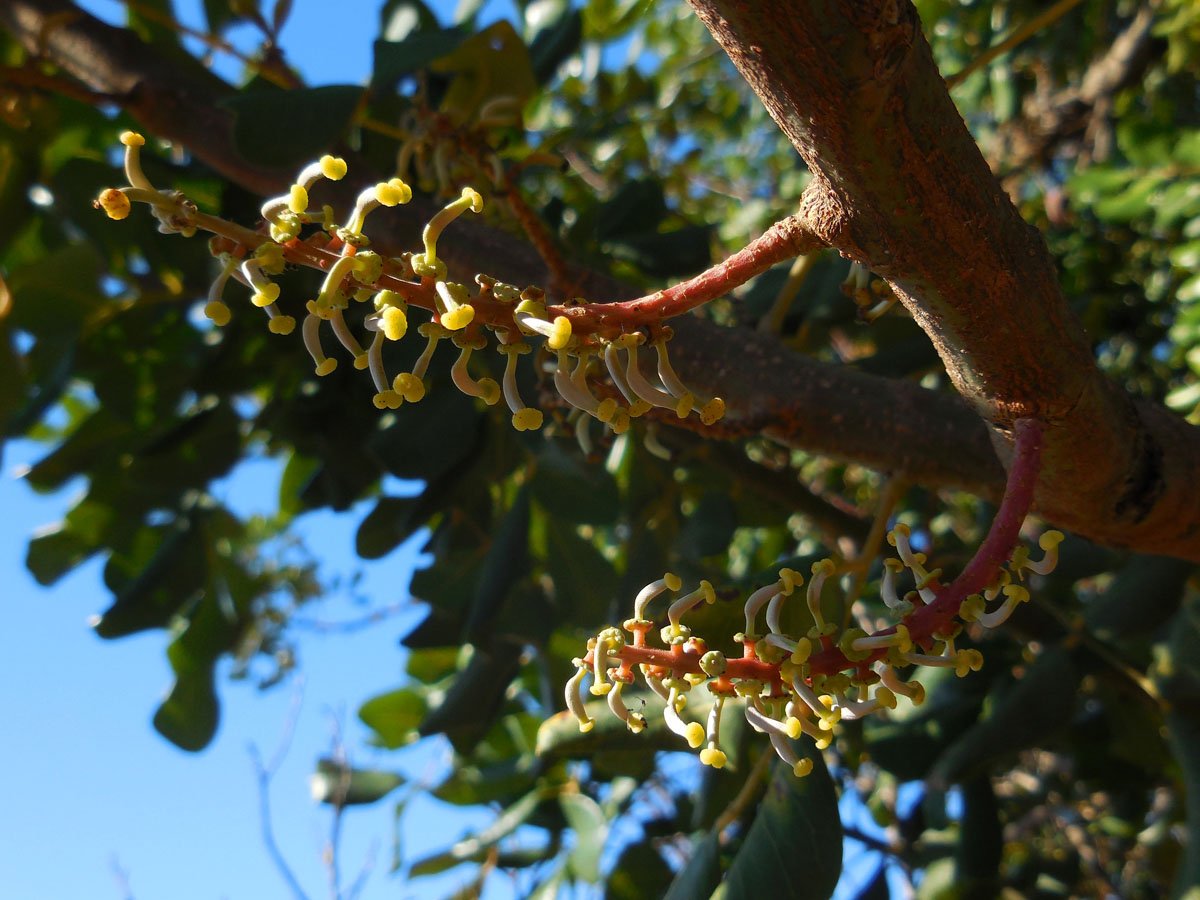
[560,792,607,882]
[955,775,1002,891]
[544,524,619,625]
[380,0,441,41]
[724,752,842,900]
[409,786,549,877]
[356,495,421,559]
[530,442,620,525]
[359,688,427,749]
[25,524,95,586]
[432,754,540,806]
[310,758,405,806]
[678,491,737,558]
[1085,554,1195,641]
[466,486,530,640]
[594,179,667,241]
[605,225,715,279]
[372,28,467,89]
[367,388,481,481]
[529,8,583,84]
[153,587,242,752]
[418,641,523,753]
[431,21,538,122]
[662,832,721,900]
[94,521,206,639]
[864,665,988,781]
[223,85,363,169]
[929,646,1080,787]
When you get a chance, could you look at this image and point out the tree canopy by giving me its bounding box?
[3,1,1200,898]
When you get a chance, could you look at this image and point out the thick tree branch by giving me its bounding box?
[10,0,1200,559]
[688,0,1200,560]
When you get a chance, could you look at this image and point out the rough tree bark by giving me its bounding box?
[5,0,1199,558]
[688,0,1200,559]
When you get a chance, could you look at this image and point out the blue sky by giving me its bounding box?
[3,3,906,897]
[2,2,517,899]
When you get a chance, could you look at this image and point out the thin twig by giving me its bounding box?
[946,0,1089,89]
[291,600,411,634]
[841,473,908,630]
[558,213,826,333]
[713,748,773,837]
[249,676,311,900]
[109,855,135,900]
[758,251,820,333]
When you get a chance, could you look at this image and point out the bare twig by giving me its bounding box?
[713,747,774,838]
[249,676,311,900]
[945,0,1089,89]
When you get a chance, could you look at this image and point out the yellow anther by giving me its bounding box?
[353,251,384,285]
[288,184,308,214]
[547,316,572,350]
[251,284,281,307]
[120,131,145,147]
[393,373,426,403]
[793,758,814,778]
[268,315,296,335]
[512,408,544,431]
[699,747,727,768]
[381,307,407,341]
[320,155,348,180]
[96,188,131,220]
[204,300,231,326]
[874,686,897,709]
[315,358,337,376]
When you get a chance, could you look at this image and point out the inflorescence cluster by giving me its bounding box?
[565,524,1064,777]
[95,133,725,438]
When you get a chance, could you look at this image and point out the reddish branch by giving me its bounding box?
[593,418,1045,685]
[554,215,825,335]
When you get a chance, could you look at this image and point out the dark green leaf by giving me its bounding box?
[929,647,1080,787]
[530,442,620,525]
[724,752,842,900]
[662,832,721,900]
[529,9,582,84]
[223,85,363,169]
[409,786,548,876]
[1085,554,1194,641]
[955,775,1002,892]
[372,28,467,89]
[25,525,95,586]
[356,495,421,559]
[605,226,715,279]
[466,486,530,640]
[594,180,666,241]
[560,792,607,882]
[678,491,737,558]
[310,758,405,806]
[359,688,427,749]
[418,642,523,753]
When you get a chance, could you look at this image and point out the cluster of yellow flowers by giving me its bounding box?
[565,525,1064,777]
[96,134,724,440]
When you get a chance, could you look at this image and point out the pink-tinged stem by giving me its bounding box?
[903,417,1044,637]
[588,419,1046,682]
[553,214,825,333]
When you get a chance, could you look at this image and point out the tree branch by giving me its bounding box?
[11,0,1200,559]
[687,0,1200,560]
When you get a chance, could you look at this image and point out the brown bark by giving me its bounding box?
[688,0,1200,559]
